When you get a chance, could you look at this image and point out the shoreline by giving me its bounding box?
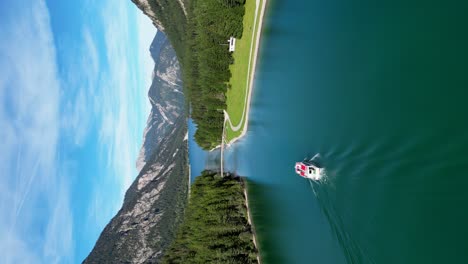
[224,0,268,146]
[219,2,269,259]
[186,130,191,199]
[224,2,269,259]
[243,178,262,264]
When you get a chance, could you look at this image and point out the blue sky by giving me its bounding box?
[0,0,156,262]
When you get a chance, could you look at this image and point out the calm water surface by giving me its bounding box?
[225,0,468,263]
[188,119,207,182]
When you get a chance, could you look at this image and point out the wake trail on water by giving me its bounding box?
[309,177,376,264]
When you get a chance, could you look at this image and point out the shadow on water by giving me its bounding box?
[204,149,220,172]
[246,180,289,264]
[309,177,375,264]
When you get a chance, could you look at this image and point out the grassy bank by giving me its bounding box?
[183,0,245,150]
[138,0,265,148]
[226,0,264,142]
[162,171,258,264]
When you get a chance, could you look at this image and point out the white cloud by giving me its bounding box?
[86,0,151,219]
[0,1,73,263]
[43,179,74,263]
[0,0,158,262]
[62,89,90,146]
[86,2,158,230]
[60,27,100,146]
[83,28,100,80]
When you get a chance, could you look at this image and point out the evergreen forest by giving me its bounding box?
[162,171,258,264]
[183,0,246,149]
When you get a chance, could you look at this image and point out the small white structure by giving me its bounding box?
[228,37,236,52]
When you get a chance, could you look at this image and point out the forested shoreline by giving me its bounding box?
[142,0,246,149]
[162,171,258,264]
[183,0,245,149]
[86,0,255,262]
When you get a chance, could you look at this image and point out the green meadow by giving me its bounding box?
[226,0,263,142]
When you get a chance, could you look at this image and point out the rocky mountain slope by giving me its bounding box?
[84,31,188,264]
[131,0,187,61]
[136,32,184,172]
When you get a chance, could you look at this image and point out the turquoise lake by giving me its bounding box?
[223,0,468,263]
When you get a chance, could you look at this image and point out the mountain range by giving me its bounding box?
[84,31,188,264]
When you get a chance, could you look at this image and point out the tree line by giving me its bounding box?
[137,0,247,149]
[162,171,258,264]
[183,0,246,149]
[141,0,246,149]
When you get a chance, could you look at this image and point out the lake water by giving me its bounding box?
[188,119,207,182]
[224,0,468,263]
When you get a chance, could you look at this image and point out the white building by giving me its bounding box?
[228,37,236,52]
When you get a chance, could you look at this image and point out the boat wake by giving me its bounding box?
[311,153,320,160]
[309,178,375,264]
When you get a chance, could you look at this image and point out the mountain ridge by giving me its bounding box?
[131,0,187,61]
[136,31,183,172]
[84,31,188,264]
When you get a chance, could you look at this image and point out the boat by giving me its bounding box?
[295,154,323,180]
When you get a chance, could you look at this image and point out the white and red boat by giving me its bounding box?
[295,155,323,180]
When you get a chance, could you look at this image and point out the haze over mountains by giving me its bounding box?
[84,31,189,264]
